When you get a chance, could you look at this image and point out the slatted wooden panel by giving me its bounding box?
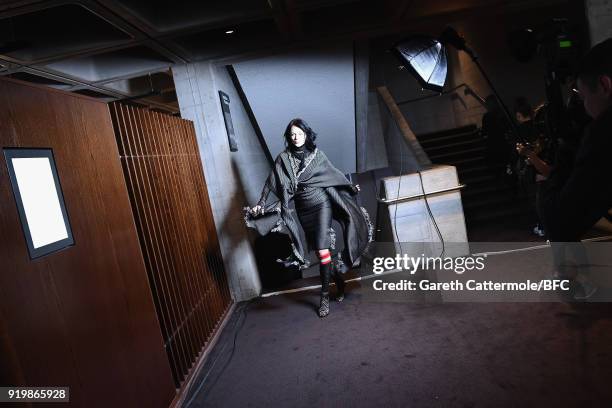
[0,78,175,407]
[109,102,232,387]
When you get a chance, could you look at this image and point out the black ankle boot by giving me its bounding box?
[332,262,345,302]
[318,291,330,318]
[318,261,332,317]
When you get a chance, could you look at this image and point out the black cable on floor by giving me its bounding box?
[184,299,253,407]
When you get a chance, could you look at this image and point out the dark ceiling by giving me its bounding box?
[0,0,567,114]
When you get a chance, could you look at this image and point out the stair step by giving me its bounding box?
[466,206,529,224]
[459,174,496,185]
[417,124,479,140]
[429,146,486,161]
[423,138,484,153]
[464,194,516,210]
[462,184,514,198]
[457,165,489,176]
[419,131,481,146]
[442,156,486,167]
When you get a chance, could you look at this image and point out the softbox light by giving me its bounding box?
[393,27,522,142]
[392,36,448,92]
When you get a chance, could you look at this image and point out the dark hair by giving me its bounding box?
[577,38,612,90]
[513,96,533,118]
[284,118,317,151]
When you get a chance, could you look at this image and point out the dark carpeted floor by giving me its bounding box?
[184,280,612,407]
[183,216,612,407]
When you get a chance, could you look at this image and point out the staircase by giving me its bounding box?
[417,125,527,225]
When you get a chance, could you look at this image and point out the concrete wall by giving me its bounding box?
[586,0,612,45]
[376,91,424,176]
[173,61,267,301]
[232,41,357,174]
[365,90,389,171]
[213,66,272,207]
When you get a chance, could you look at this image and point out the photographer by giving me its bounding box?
[538,38,612,242]
[482,95,511,181]
[514,97,549,236]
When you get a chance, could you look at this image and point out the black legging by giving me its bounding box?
[296,199,333,250]
[295,186,335,295]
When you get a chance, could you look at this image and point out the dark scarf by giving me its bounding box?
[290,145,308,172]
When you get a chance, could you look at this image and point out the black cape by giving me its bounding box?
[244,147,373,269]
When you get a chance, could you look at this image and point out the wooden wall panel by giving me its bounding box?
[0,78,175,407]
[109,102,232,387]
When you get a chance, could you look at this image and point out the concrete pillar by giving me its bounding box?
[585,0,612,45]
[173,61,262,301]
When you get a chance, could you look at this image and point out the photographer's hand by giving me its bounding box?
[516,143,551,177]
[516,143,534,158]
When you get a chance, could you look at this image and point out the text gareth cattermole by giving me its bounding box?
[372,254,487,275]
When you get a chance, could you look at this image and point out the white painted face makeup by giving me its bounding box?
[290,125,306,148]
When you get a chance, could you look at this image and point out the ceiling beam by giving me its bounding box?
[383,0,415,28]
[268,0,303,41]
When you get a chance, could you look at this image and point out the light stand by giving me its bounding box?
[439,27,523,143]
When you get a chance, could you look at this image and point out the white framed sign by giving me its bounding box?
[4,148,74,259]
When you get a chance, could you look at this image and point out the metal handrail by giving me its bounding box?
[378,184,466,205]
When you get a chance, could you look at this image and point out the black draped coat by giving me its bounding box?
[244,147,373,269]
[539,106,612,241]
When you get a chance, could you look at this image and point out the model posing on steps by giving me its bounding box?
[247,118,372,318]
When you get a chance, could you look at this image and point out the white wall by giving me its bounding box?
[232,41,357,174]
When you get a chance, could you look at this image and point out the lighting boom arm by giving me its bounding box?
[439,27,523,143]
